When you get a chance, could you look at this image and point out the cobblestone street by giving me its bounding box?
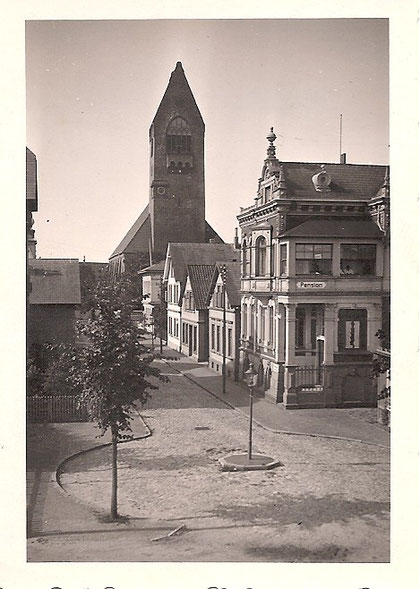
[31,358,391,562]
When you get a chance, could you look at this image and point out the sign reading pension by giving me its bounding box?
[296,281,326,289]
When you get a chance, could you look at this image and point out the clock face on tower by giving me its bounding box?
[157,186,166,195]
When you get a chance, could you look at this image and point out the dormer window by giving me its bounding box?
[166,117,192,154]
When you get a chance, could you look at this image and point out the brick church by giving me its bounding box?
[109,62,222,272]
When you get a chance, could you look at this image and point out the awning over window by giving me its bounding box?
[281,219,384,238]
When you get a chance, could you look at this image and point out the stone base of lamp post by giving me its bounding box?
[219,452,282,472]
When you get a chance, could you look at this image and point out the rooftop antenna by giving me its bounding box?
[339,113,342,161]
[339,114,347,164]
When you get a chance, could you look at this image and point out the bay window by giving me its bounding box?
[340,244,376,276]
[296,244,332,275]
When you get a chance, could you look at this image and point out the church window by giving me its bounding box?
[166,117,192,155]
[255,236,267,277]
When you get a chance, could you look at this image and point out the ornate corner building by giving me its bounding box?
[109,62,223,273]
[237,129,390,409]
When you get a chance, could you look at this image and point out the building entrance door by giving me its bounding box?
[188,325,193,356]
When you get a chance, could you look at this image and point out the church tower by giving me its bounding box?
[149,61,206,259]
[109,62,221,273]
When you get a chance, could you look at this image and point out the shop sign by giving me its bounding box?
[296,281,326,289]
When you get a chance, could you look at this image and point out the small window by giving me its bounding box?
[242,304,248,339]
[340,244,376,276]
[280,244,287,276]
[260,307,265,342]
[242,240,249,276]
[227,328,232,357]
[296,244,332,275]
[310,307,317,350]
[295,307,305,349]
[216,325,221,353]
[268,306,274,346]
[193,326,197,353]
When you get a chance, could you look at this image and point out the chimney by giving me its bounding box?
[340,152,347,164]
[234,227,240,249]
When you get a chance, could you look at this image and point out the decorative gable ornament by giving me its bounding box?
[312,166,331,192]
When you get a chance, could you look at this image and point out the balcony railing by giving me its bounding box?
[292,365,324,389]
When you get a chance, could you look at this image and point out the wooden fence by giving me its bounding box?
[27,395,89,423]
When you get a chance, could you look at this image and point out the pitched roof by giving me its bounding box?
[186,265,216,309]
[281,218,384,238]
[205,221,224,243]
[274,162,387,201]
[165,243,240,284]
[216,261,242,307]
[139,260,166,275]
[109,204,150,258]
[29,259,81,305]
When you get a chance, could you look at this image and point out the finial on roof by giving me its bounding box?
[266,127,277,158]
[382,166,390,197]
[175,61,183,69]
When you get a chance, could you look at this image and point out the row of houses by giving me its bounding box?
[141,243,242,381]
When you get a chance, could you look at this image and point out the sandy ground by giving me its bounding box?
[55,364,390,562]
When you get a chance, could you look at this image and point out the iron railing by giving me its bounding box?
[27,395,88,423]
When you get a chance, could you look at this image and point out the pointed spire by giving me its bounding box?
[266,127,277,158]
[151,62,204,126]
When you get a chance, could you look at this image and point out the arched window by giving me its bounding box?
[166,117,192,154]
[242,239,248,276]
[255,236,267,277]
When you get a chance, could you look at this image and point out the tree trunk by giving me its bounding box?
[110,425,118,520]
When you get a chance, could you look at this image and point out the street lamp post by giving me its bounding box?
[220,264,227,394]
[245,364,257,460]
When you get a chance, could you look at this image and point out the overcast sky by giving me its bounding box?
[26,19,389,262]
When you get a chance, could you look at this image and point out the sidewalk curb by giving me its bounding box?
[55,412,152,494]
[163,358,389,449]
